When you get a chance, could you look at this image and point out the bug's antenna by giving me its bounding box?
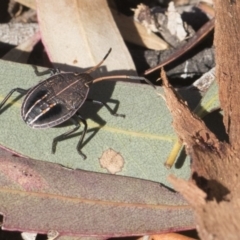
[85,48,112,74]
[88,75,156,89]
[84,48,155,89]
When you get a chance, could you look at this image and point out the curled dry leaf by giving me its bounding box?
[111,9,169,50]
[133,4,158,33]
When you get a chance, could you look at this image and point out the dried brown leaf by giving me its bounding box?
[111,9,168,50]
[36,0,136,75]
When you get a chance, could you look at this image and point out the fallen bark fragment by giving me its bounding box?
[215,0,240,153]
[161,68,240,239]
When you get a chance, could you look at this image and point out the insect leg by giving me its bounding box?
[52,116,80,155]
[0,88,28,111]
[33,65,61,76]
[75,113,88,159]
[50,68,61,75]
[86,99,125,118]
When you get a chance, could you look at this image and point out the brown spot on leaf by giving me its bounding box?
[99,149,124,174]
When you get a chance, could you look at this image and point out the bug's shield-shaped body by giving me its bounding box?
[21,72,92,129]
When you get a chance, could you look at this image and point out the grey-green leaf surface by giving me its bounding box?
[0,147,194,236]
[0,60,191,187]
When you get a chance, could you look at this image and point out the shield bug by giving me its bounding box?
[0,49,155,159]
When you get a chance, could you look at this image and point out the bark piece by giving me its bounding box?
[215,0,240,152]
[162,66,240,239]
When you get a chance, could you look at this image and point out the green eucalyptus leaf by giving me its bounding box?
[0,60,191,186]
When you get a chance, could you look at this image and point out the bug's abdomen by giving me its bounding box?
[23,91,63,128]
[21,73,91,129]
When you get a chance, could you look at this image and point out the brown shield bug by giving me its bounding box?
[0,49,155,159]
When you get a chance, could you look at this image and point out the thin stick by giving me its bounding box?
[85,48,112,74]
[144,18,215,75]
